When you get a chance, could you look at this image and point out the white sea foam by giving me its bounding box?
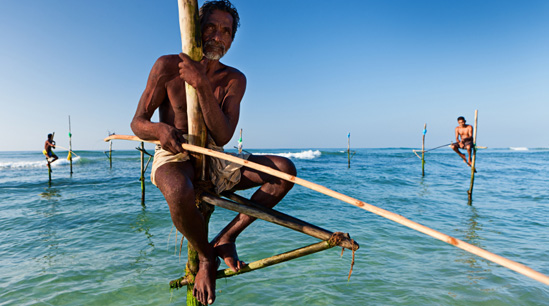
[255,150,321,159]
[509,147,528,151]
[0,156,80,169]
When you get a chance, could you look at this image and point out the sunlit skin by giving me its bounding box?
[130,8,295,305]
[44,135,58,164]
[450,118,474,166]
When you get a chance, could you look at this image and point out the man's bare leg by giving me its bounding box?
[155,162,217,305]
[451,143,470,166]
[211,155,296,272]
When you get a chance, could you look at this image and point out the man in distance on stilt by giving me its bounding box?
[450,116,474,167]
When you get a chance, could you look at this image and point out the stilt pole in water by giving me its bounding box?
[140,141,145,206]
[47,163,52,187]
[68,116,73,175]
[178,1,209,305]
[109,140,113,169]
[347,133,351,168]
[422,124,426,176]
[467,110,478,203]
[238,128,243,154]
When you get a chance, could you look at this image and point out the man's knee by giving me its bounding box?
[276,156,297,177]
[155,163,195,201]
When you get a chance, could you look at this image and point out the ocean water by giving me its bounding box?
[0,147,548,305]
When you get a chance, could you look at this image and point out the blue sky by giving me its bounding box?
[1,0,548,151]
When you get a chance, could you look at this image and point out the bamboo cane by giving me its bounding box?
[422,123,426,176]
[68,116,73,175]
[178,1,209,305]
[202,191,358,250]
[468,110,478,203]
[104,134,549,286]
[109,140,113,169]
[347,133,351,168]
[140,142,145,206]
[171,239,337,287]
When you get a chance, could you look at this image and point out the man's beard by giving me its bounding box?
[204,40,226,60]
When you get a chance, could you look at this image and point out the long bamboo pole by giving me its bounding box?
[421,123,426,176]
[468,110,478,203]
[104,134,549,286]
[178,1,209,305]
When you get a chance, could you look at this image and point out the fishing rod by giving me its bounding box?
[409,142,453,160]
[105,134,549,286]
[54,145,80,158]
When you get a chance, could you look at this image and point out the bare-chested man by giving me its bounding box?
[43,133,58,164]
[130,1,296,304]
[450,116,474,166]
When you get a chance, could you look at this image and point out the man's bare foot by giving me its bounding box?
[193,258,217,305]
[213,242,246,272]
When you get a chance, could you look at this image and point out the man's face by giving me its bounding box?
[458,119,466,127]
[202,10,234,60]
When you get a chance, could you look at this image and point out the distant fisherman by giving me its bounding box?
[43,133,58,164]
[130,1,296,304]
[450,116,473,166]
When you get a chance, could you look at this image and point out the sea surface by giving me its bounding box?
[1,147,548,305]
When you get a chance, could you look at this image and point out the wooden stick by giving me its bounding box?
[104,134,549,286]
[422,123,426,177]
[171,240,337,287]
[202,191,358,250]
[347,133,351,168]
[68,115,73,175]
[468,110,478,202]
[140,142,145,206]
[178,1,209,304]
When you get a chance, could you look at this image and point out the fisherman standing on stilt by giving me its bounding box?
[450,116,473,167]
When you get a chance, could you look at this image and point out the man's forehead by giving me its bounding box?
[204,9,233,27]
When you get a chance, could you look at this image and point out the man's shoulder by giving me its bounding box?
[220,63,246,82]
[153,54,181,74]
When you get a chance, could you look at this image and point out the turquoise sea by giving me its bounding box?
[1,147,548,305]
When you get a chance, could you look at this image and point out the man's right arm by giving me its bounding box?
[131,56,186,154]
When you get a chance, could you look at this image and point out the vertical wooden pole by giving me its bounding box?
[421,123,426,177]
[68,116,73,175]
[109,140,113,169]
[140,141,145,206]
[238,128,243,154]
[347,133,351,168]
[178,1,209,305]
[467,110,478,203]
[47,163,52,187]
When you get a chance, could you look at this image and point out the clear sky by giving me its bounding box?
[1,0,548,151]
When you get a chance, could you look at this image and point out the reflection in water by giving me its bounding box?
[131,206,155,272]
[454,205,491,285]
[39,187,62,201]
[418,177,430,197]
[35,189,61,273]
